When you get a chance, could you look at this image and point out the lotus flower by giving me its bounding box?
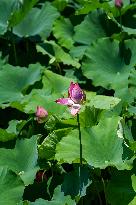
[55,82,86,115]
[35,106,48,123]
[115,0,123,8]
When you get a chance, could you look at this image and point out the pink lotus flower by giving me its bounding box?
[115,0,123,8]
[35,106,48,123]
[55,82,86,115]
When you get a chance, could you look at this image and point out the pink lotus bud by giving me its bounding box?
[68,82,86,104]
[115,0,123,8]
[35,106,48,123]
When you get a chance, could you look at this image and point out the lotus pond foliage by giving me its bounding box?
[0,0,136,205]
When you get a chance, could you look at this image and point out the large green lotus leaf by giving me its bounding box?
[0,167,24,205]
[86,92,121,110]
[106,171,135,205]
[70,45,87,60]
[13,2,59,37]
[62,165,91,197]
[129,175,136,204]
[53,17,74,49]
[74,10,106,45]
[0,63,42,106]
[79,106,101,128]
[129,198,136,205]
[0,136,39,185]
[21,69,73,115]
[55,115,132,169]
[75,0,101,15]
[39,128,72,160]
[9,0,38,27]
[36,41,80,68]
[0,0,16,34]
[131,174,136,192]
[29,185,76,205]
[0,54,6,70]
[52,0,68,12]
[21,89,67,116]
[129,69,136,87]
[75,0,113,15]
[0,120,20,142]
[42,70,73,95]
[129,68,136,99]
[44,116,77,131]
[78,93,120,127]
[82,38,136,100]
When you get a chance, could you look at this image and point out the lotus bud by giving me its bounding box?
[35,106,48,123]
[115,0,123,8]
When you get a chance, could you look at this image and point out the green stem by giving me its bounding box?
[102,177,107,205]
[77,113,83,200]
[13,43,18,65]
[77,113,82,166]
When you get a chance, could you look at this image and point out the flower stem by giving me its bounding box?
[77,113,82,197]
[102,177,107,205]
[13,43,18,65]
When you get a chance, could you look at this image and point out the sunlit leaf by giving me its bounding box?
[21,70,74,115]
[13,2,59,37]
[0,136,39,185]
[82,38,136,101]
[86,93,121,109]
[74,10,106,45]
[53,17,74,49]
[55,115,132,169]
[9,0,38,27]
[0,0,16,34]
[0,120,19,142]
[39,128,72,160]
[0,63,42,106]
[0,167,24,205]
[36,41,80,68]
